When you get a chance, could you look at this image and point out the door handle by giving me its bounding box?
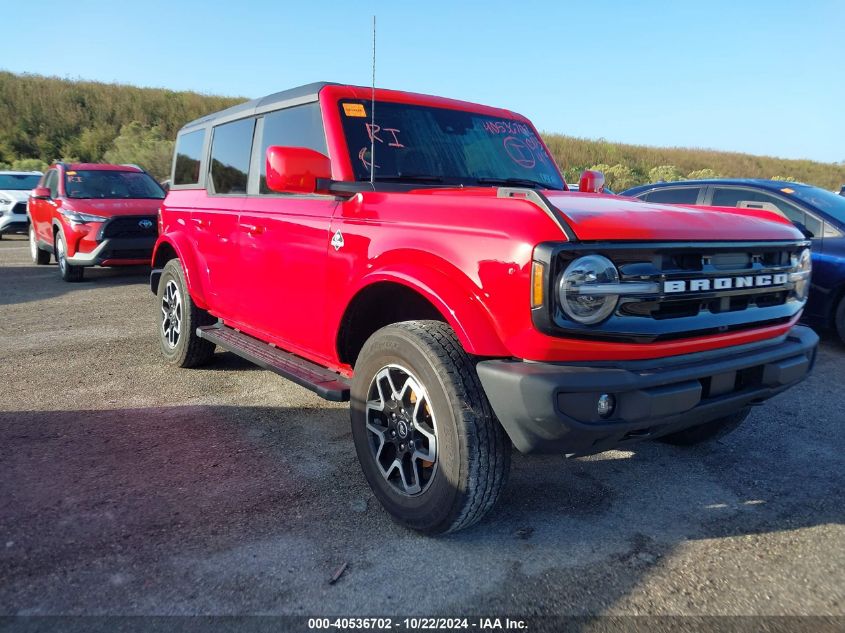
[191,217,207,228]
[239,222,265,235]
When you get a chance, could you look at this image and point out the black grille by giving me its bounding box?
[533,240,809,343]
[11,202,26,215]
[103,249,152,260]
[99,216,158,239]
[616,246,795,321]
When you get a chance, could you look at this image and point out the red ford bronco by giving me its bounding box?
[152,83,817,533]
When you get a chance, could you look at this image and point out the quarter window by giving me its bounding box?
[210,118,255,195]
[259,103,327,194]
[173,130,206,186]
[643,187,701,204]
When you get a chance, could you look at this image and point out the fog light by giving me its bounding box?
[597,394,615,419]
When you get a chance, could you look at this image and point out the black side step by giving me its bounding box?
[197,325,350,402]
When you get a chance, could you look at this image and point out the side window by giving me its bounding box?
[259,103,327,194]
[711,188,821,238]
[45,170,59,198]
[209,118,255,195]
[173,129,206,186]
[644,187,701,204]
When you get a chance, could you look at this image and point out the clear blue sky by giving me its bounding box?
[5,0,844,163]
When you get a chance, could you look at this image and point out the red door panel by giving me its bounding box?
[188,195,243,321]
[236,196,338,364]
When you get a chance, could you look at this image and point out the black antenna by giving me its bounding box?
[370,15,376,185]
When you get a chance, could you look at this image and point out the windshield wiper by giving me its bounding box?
[475,177,558,190]
[373,175,444,183]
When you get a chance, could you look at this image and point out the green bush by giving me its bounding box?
[104,122,174,181]
[687,168,722,180]
[648,165,684,182]
[3,71,845,192]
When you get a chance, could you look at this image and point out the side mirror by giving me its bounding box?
[578,170,605,194]
[160,179,171,192]
[793,221,815,239]
[32,186,51,200]
[266,146,332,195]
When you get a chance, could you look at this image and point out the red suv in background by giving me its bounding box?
[28,163,164,281]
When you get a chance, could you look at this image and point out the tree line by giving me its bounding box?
[2,71,844,190]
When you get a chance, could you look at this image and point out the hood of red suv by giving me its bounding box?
[413,187,803,241]
[63,197,162,217]
[545,191,803,241]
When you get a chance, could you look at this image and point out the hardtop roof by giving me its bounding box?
[176,82,525,135]
[179,81,336,133]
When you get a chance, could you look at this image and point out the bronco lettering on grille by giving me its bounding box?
[664,273,788,293]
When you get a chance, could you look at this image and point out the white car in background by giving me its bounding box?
[0,171,42,239]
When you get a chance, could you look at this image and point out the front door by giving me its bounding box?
[237,196,338,363]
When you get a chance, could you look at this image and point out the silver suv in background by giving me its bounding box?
[0,171,42,239]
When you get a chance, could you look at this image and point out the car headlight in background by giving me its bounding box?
[0,194,13,206]
[59,209,108,224]
[789,248,812,301]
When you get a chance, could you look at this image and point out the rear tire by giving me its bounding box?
[350,321,511,534]
[55,232,83,282]
[30,226,50,265]
[157,258,216,368]
[656,407,751,446]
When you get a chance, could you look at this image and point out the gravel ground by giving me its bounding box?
[0,234,843,619]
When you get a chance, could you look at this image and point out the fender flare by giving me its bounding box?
[151,233,210,310]
[339,264,510,358]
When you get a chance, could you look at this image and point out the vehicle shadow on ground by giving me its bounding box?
[1,399,842,615]
[0,260,150,307]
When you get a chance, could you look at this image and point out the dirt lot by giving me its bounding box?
[1,234,843,619]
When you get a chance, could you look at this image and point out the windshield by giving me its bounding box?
[338,100,565,190]
[0,174,41,190]
[787,185,845,226]
[65,170,165,199]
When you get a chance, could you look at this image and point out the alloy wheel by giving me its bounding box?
[365,364,438,496]
[56,235,66,274]
[161,279,182,349]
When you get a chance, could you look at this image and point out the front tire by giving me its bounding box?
[656,407,751,446]
[55,231,83,282]
[350,321,511,534]
[30,226,50,265]
[156,258,216,368]
[835,295,845,345]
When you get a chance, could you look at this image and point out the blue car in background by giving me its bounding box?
[621,179,845,342]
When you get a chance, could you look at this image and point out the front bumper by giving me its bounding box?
[476,325,818,455]
[65,236,155,266]
[0,214,28,234]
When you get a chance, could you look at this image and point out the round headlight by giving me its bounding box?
[790,248,812,301]
[558,254,620,324]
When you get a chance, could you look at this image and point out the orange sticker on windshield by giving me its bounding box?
[781,187,795,194]
[66,171,76,175]
[343,103,367,117]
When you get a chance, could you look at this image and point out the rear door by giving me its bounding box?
[194,118,256,321]
[236,102,338,363]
